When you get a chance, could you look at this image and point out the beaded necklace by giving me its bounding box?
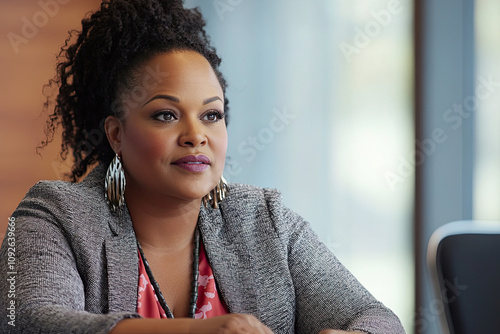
[137,226,200,318]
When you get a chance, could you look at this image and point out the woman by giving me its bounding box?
[0,0,406,333]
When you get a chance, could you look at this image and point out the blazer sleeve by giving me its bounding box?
[276,203,406,334]
[0,182,139,334]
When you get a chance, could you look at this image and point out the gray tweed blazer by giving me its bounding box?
[0,166,405,334]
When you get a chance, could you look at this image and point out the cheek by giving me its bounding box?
[213,129,228,173]
[123,126,171,160]
[214,129,228,158]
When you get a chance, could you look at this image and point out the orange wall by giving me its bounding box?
[0,0,102,238]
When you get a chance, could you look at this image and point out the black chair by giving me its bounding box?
[427,220,500,334]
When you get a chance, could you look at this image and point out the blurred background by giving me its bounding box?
[0,1,498,334]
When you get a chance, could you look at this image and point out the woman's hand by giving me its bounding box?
[193,314,273,334]
[110,315,273,334]
[319,331,365,334]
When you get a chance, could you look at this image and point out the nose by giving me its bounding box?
[178,117,207,148]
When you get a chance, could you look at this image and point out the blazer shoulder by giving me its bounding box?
[226,183,283,205]
[14,166,110,232]
[222,183,293,233]
[23,171,104,208]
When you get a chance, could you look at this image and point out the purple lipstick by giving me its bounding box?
[172,155,210,172]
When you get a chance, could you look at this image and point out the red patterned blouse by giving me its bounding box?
[136,241,228,319]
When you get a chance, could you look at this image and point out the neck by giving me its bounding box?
[124,183,202,254]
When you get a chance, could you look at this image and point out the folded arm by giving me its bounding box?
[282,206,406,334]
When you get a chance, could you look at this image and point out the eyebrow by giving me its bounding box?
[143,95,179,106]
[202,96,223,105]
[143,95,222,106]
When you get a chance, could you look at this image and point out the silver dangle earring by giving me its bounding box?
[105,153,126,212]
[203,176,229,209]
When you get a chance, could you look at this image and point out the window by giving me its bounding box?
[474,0,500,220]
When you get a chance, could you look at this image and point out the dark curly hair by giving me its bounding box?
[40,0,228,182]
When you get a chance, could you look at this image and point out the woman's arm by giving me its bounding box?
[280,206,406,334]
[0,183,139,334]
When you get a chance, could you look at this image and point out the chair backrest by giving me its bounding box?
[427,220,500,334]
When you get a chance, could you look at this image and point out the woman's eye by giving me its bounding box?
[203,110,225,123]
[152,111,177,122]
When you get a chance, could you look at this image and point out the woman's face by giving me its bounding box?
[109,50,227,204]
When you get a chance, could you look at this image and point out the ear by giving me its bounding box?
[105,115,123,154]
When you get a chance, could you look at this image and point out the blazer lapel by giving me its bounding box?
[198,206,259,316]
[105,210,139,313]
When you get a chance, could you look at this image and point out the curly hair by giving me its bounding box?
[40,0,228,182]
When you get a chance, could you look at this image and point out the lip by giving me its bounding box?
[172,155,211,172]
